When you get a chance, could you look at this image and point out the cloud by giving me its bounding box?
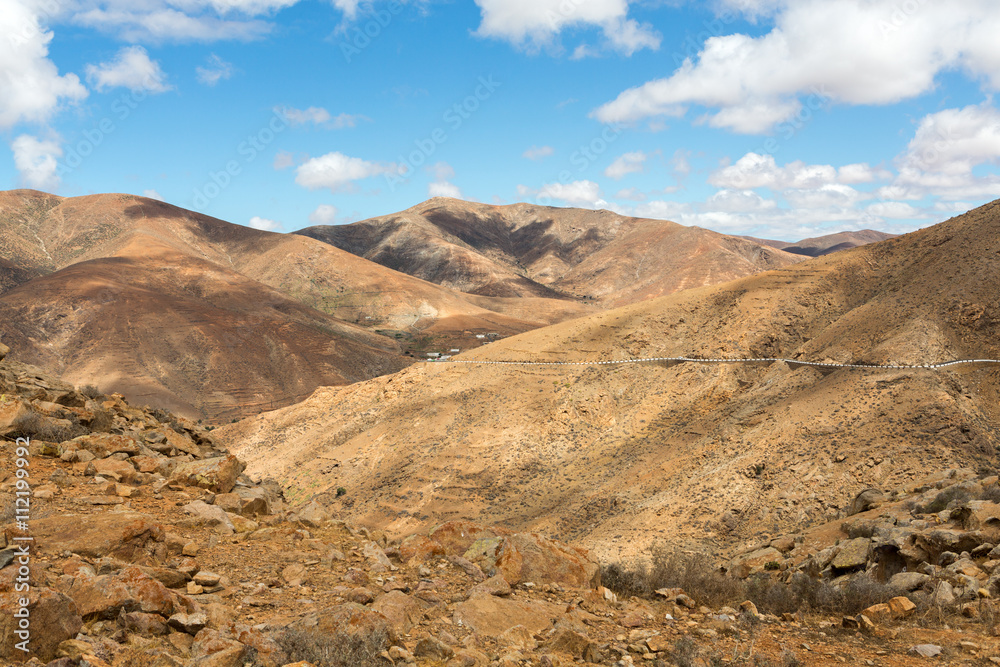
[473,0,660,55]
[273,151,295,170]
[11,134,63,191]
[196,53,234,85]
[604,150,647,180]
[280,106,369,128]
[865,201,921,219]
[522,145,554,160]
[518,180,606,207]
[69,0,302,42]
[709,152,889,192]
[706,189,777,212]
[86,46,172,93]
[308,204,338,224]
[295,151,400,192]
[615,186,646,201]
[427,162,454,181]
[142,189,164,200]
[429,181,463,198]
[877,103,1000,201]
[593,1,1000,133]
[248,215,283,231]
[0,0,88,128]
[898,102,1000,175]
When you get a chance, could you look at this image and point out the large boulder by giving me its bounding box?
[69,433,141,458]
[464,533,600,589]
[292,603,397,654]
[181,501,235,535]
[0,341,9,361]
[831,538,871,573]
[0,397,35,437]
[170,455,245,494]
[429,521,509,556]
[32,513,166,563]
[453,593,564,638]
[0,585,82,663]
[370,591,430,634]
[62,566,175,619]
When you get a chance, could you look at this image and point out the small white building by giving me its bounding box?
[449,348,460,353]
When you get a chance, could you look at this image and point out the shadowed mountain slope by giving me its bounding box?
[224,200,1000,562]
[297,198,805,307]
[0,190,599,418]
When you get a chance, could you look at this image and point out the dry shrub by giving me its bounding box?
[79,384,104,399]
[602,545,742,606]
[918,486,973,514]
[276,627,389,667]
[9,411,83,442]
[602,544,901,616]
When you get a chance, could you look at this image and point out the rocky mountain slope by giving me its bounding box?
[5,345,1000,667]
[0,191,597,419]
[296,198,805,307]
[223,200,1000,565]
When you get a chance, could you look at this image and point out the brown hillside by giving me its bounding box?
[0,241,409,419]
[296,197,804,306]
[223,201,1000,563]
[744,229,897,257]
[0,190,598,417]
[0,190,593,332]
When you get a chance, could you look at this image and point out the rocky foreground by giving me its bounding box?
[3,345,1000,666]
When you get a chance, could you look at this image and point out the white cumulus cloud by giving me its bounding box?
[0,0,87,128]
[594,1,1000,133]
[86,46,172,93]
[308,204,338,225]
[295,151,400,192]
[11,134,63,191]
[474,0,660,55]
[604,150,647,180]
[248,215,283,231]
[518,180,606,207]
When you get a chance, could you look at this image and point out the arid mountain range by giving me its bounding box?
[223,200,1000,563]
[297,198,805,307]
[741,229,896,257]
[0,189,866,421]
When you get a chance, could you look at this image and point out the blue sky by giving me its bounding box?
[3,0,1000,240]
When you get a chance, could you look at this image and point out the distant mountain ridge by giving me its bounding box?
[741,229,897,257]
[296,198,808,307]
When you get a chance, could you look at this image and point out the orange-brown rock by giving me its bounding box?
[0,586,82,663]
[169,455,245,494]
[33,513,166,563]
[452,593,564,638]
[62,566,176,619]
